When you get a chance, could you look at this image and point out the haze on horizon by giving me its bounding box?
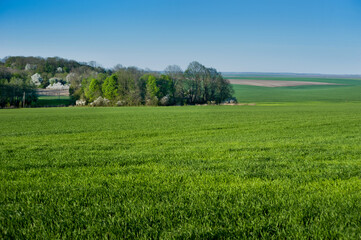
[1,0,360,74]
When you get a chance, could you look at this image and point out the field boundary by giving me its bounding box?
[227,79,344,87]
[36,89,69,96]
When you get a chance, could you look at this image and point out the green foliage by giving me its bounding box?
[0,67,12,81]
[102,75,118,100]
[4,56,100,74]
[144,74,173,105]
[39,78,49,89]
[158,74,172,98]
[0,77,37,107]
[84,78,101,102]
[112,67,145,105]
[97,73,108,82]
[146,75,159,98]
[77,62,233,106]
[1,57,234,106]
[1,103,361,238]
[184,61,233,104]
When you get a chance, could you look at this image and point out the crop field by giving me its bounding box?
[1,103,361,238]
[229,77,361,103]
[35,96,74,107]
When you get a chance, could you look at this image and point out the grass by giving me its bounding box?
[1,103,361,238]
[230,77,361,103]
[35,96,74,107]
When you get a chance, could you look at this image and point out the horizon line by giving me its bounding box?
[2,55,361,77]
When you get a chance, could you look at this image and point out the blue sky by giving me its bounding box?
[1,0,361,74]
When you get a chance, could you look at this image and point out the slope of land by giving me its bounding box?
[227,79,343,87]
[230,77,361,103]
[1,104,361,238]
[222,72,361,79]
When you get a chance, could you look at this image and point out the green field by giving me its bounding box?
[35,96,74,107]
[230,77,361,103]
[1,103,361,238]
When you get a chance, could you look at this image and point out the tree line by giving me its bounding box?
[0,65,36,107]
[0,56,106,107]
[0,78,37,108]
[0,56,234,107]
[76,61,234,106]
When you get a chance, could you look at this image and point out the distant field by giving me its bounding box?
[229,77,361,103]
[1,104,361,238]
[36,89,69,96]
[32,77,361,106]
[36,96,74,107]
[228,79,343,87]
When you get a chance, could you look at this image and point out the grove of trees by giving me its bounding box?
[0,62,37,107]
[0,56,235,107]
[0,78,37,108]
[77,61,234,106]
[0,56,107,107]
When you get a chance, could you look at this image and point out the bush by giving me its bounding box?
[90,96,110,106]
[146,96,158,106]
[160,95,170,106]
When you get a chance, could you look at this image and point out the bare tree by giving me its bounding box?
[113,64,124,72]
[165,65,183,79]
[184,61,208,103]
[164,65,183,104]
[88,61,99,68]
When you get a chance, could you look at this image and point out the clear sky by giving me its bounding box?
[1,0,360,74]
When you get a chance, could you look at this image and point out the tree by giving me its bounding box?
[113,64,123,71]
[184,61,233,104]
[215,75,233,103]
[145,75,159,105]
[146,75,159,98]
[1,56,234,106]
[0,76,37,107]
[85,78,101,102]
[184,61,208,104]
[102,75,118,100]
[164,65,183,104]
[88,61,99,68]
